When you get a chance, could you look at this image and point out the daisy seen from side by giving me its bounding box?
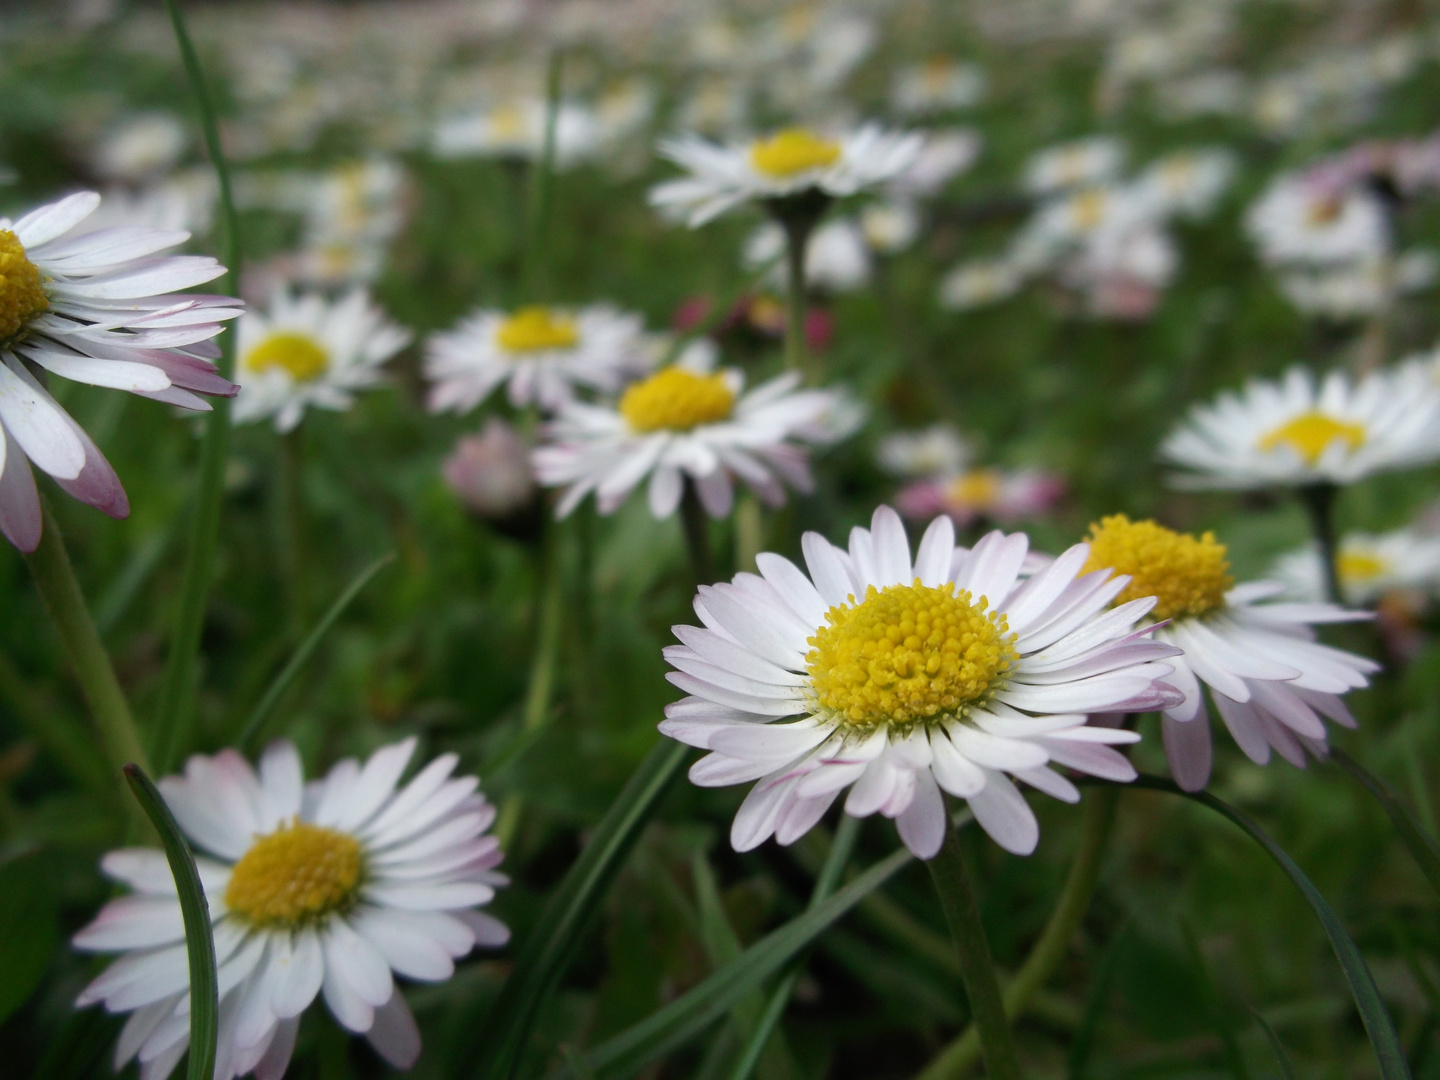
[659,506,1183,858]
[1273,528,1440,606]
[73,737,508,1080]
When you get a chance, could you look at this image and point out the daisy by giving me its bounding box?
[877,424,971,478]
[743,217,871,292]
[897,467,1064,529]
[649,124,924,227]
[0,190,240,551]
[442,418,538,521]
[1159,365,1440,490]
[232,288,411,433]
[891,58,986,116]
[1272,528,1440,605]
[1246,174,1389,267]
[73,738,508,1080]
[659,506,1183,858]
[1082,515,1377,791]
[1023,136,1125,196]
[938,256,1025,310]
[432,100,600,169]
[884,128,981,200]
[532,353,833,520]
[1133,147,1235,219]
[425,304,651,415]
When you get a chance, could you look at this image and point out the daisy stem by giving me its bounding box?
[780,213,815,381]
[524,50,564,300]
[24,501,151,784]
[155,0,242,775]
[1298,483,1342,606]
[681,481,715,587]
[278,427,311,627]
[727,813,861,1080]
[926,806,1023,1080]
[917,786,1120,1080]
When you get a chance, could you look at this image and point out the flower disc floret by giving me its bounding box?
[0,229,49,344]
[225,820,362,928]
[496,306,579,353]
[620,367,736,433]
[1257,411,1366,465]
[1337,550,1386,585]
[946,469,1000,509]
[750,129,843,178]
[806,580,1018,730]
[244,332,330,382]
[1083,514,1232,621]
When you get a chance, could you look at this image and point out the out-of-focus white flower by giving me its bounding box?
[649,125,923,227]
[1024,137,1125,196]
[886,128,981,199]
[443,418,537,520]
[433,100,601,168]
[897,467,1064,529]
[1160,365,1440,490]
[860,200,920,254]
[877,424,971,478]
[1134,148,1236,218]
[1246,175,1389,267]
[89,112,188,182]
[233,289,410,432]
[744,218,871,292]
[73,171,217,237]
[939,256,1025,310]
[1277,252,1436,319]
[595,78,657,147]
[1274,529,1440,606]
[891,58,986,115]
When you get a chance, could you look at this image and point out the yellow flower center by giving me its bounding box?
[806,581,1019,731]
[750,128,843,178]
[0,229,49,345]
[1071,189,1109,231]
[224,820,363,929]
[1305,196,1344,227]
[490,104,527,141]
[1338,550,1387,584]
[1082,514,1233,622]
[1256,411,1367,465]
[496,306,579,353]
[244,332,330,382]
[922,57,955,93]
[619,367,736,433]
[946,469,1001,509]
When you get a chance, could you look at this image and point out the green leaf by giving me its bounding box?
[0,852,59,1024]
[1332,748,1440,898]
[1065,921,1131,1080]
[1130,775,1410,1080]
[464,737,691,1080]
[236,551,396,750]
[1251,1007,1300,1080]
[548,845,914,1079]
[125,764,218,1080]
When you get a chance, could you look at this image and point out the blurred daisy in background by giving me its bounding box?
[442,418,538,522]
[533,349,835,519]
[1134,147,1236,218]
[890,57,986,116]
[649,124,923,227]
[1024,136,1125,196]
[88,111,189,183]
[743,216,872,292]
[1273,528,1440,605]
[0,190,239,551]
[73,738,509,1080]
[897,466,1064,530]
[1083,515,1377,791]
[1246,172,1389,267]
[883,127,982,200]
[659,506,1182,857]
[425,304,651,415]
[233,288,411,432]
[1160,365,1440,490]
[877,424,971,478]
[433,99,600,168]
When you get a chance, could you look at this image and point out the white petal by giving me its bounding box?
[967,771,1039,855]
[870,505,913,586]
[896,770,946,859]
[913,516,956,588]
[1162,712,1213,792]
[367,991,422,1070]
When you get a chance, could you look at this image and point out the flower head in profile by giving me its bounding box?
[1273,528,1440,606]
[1160,366,1440,490]
[660,506,1182,858]
[74,738,508,1080]
[532,349,835,520]
[425,304,651,415]
[1083,515,1378,791]
[233,288,411,432]
[0,191,240,551]
[890,58,986,116]
[649,124,923,227]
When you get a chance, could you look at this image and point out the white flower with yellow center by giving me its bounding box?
[649,125,924,227]
[1134,147,1235,219]
[1023,137,1125,196]
[877,424,972,478]
[532,356,833,520]
[890,57,986,116]
[1273,528,1440,605]
[1082,515,1377,792]
[1246,175,1389,267]
[432,100,600,168]
[425,304,650,415]
[0,191,240,551]
[233,289,411,432]
[73,738,508,1080]
[1160,366,1440,489]
[659,506,1183,858]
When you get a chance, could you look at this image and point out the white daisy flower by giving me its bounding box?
[890,58,986,116]
[885,128,981,200]
[938,256,1025,311]
[859,200,920,254]
[425,304,650,416]
[0,190,240,551]
[232,289,411,433]
[1273,528,1440,605]
[1160,365,1440,490]
[1082,515,1378,791]
[73,738,508,1080]
[876,424,972,478]
[1023,137,1125,196]
[1246,175,1389,267]
[743,217,872,292]
[532,354,832,520]
[432,100,600,169]
[649,124,924,227]
[659,506,1183,858]
[90,112,189,183]
[1133,147,1236,218]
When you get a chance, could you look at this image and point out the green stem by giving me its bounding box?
[23,502,150,781]
[1298,483,1342,606]
[917,786,1120,1080]
[727,814,861,1080]
[524,50,564,299]
[278,427,309,629]
[734,495,763,575]
[926,808,1023,1080]
[154,0,242,775]
[780,214,814,379]
[681,481,715,587]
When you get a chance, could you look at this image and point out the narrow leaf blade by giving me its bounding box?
[1333,748,1440,898]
